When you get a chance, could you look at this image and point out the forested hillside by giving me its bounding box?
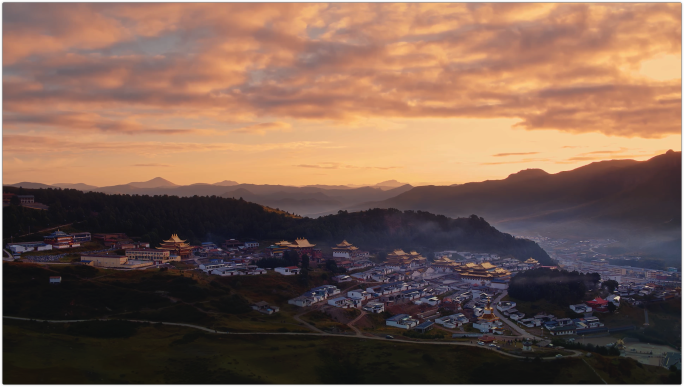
[2,186,552,264]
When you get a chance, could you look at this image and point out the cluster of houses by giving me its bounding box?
[288,285,343,307]
[614,282,679,303]
[195,240,260,258]
[7,230,92,256]
[512,309,607,336]
[198,260,267,276]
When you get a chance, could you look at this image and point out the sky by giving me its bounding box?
[2,3,681,187]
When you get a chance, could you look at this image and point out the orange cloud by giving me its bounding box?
[3,134,337,157]
[233,122,292,135]
[295,162,401,170]
[480,158,551,166]
[493,152,539,157]
[2,2,681,142]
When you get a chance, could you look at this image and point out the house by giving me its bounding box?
[247,268,267,275]
[400,289,422,301]
[509,312,525,321]
[606,294,620,307]
[478,335,496,343]
[435,313,469,329]
[520,318,541,328]
[211,267,242,276]
[348,290,372,301]
[523,341,533,351]
[583,316,604,328]
[252,301,279,314]
[327,296,358,308]
[585,297,609,312]
[385,314,419,329]
[548,326,576,336]
[415,296,440,306]
[557,318,574,327]
[490,278,509,290]
[244,241,259,249]
[333,275,353,282]
[414,321,434,333]
[274,266,300,275]
[288,296,315,307]
[569,304,593,314]
[49,276,61,284]
[496,301,516,312]
[362,302,385,313]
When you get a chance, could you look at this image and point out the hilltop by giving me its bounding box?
[2,186,551,264]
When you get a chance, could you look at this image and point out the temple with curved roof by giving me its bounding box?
[157,233,192,259]
[332,240,368,260]
[385,249,427,268]
[267,238,322,259]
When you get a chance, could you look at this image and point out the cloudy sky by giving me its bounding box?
[3,3,681,186]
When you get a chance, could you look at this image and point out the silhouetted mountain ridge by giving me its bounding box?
[348,151,681,260]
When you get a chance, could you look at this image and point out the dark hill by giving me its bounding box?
[355,151,680,235]
[1,187,552,265]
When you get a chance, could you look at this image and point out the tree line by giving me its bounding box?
[3,186,553,264]
[508,268,600,305]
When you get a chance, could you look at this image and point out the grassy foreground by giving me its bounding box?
[4,319,672,384]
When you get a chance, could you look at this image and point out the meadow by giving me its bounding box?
[6,319,663,384]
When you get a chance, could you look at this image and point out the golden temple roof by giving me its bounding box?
[293,238,315,248]
[337,240,352,247]
[480,301,499,322]
[163,234,187,243]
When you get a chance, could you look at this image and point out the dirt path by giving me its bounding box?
[583,358,608,384]
[293,308,326,334]
[347,309,367,336]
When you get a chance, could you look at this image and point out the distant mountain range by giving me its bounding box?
[6,151,681,261]
[6,178,413,217]
[346,150,682,262]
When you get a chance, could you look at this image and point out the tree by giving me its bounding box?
[298,267,310,287]
[602,280,619,293]
[301,254,310,270]
[607,302,617,313]
[282,250,299,267]
[325,259,339,273]
[9,195,20,206]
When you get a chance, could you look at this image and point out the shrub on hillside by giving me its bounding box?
[211,294,252,314]
[66,320,140,338]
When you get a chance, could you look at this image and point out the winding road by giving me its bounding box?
[3,315,583,361]
[492,291,542,340]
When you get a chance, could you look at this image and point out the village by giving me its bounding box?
[7,230,682,361]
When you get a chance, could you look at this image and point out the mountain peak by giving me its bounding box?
[374,179,407,188]
[214,180,239,186]
[128,177,178,188]
[505,168,549,181]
